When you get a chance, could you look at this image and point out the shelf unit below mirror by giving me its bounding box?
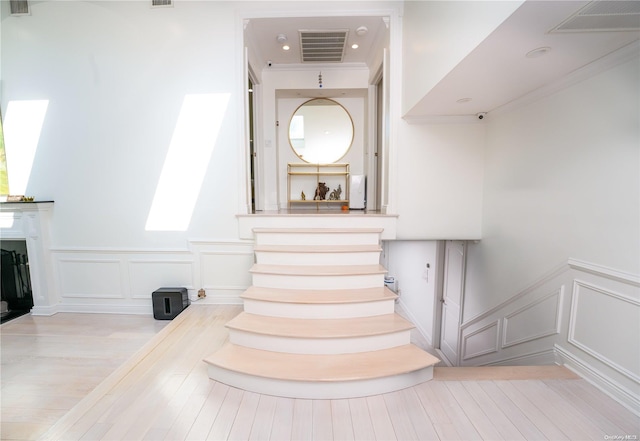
[287,163,349,210]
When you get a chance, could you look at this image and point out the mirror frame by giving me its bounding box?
[287,98,354,164]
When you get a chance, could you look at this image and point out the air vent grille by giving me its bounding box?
[151,0,172,8]
[299,30,348,63]
[10,0,29,15]
[552,0,640,32]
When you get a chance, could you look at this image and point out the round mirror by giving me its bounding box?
[288,98,354,164]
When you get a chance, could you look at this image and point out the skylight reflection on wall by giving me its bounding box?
[4,100,49,195]
[145,93,230,232]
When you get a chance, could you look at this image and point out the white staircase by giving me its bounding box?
[204,228,439,399]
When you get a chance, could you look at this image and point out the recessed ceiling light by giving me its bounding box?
[526,47,551,58]
[355,26,368,36]
[282,45,290,51]
[351,43,359,49]
[457,98,472,104]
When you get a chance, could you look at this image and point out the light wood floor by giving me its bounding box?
[1,305,638,441]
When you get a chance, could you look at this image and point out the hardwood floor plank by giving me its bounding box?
[383,390,419,441]
[366,394,396,440]
[206,386,244,441]
[331,399,355,441]
[227,391,260,440]
[494,380,569,441]
[413,381,460,441]
[478,381,547,440]
[312,400,333,440]
[291,399,313,441]
[347,397,376,441]
[269,397,294,441]
[543,379,630,436]
[77,422,111,441]
[512,380,602,440]
[546,379,640,435]
[184,381,229,441]
[249,394,278,441]
[462,381,526,440]
[426,381,482,440]
[445,381,505,440]
[163,380,214,441]
[3,306,632,441]
[398,387,441,441]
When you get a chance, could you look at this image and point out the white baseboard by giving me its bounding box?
[483,348,557,367]
[555,344,640,417]
[30,305,60,316]
[56,304,153,315]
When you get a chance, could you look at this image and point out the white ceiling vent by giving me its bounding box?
[552,0,640,32]
[299,30,348,63]
[10,0,29,16]
[151,0,173,8]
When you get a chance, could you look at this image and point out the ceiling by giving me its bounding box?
[245,1,640,118]
[245,15,388,68]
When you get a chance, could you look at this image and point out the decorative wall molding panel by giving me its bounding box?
[128,259,195,299]
[57,258,124,298]
[457,258,640,416]
[502,288,563,348]
[50,241,255,314]
[569,280,640,384]
[462,320,499,360]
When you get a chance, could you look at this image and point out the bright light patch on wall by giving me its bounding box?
[145,93,230,231]
[4,100,49,195]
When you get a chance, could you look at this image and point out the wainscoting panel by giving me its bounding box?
[50,241,255,312]
[462,320,499,360]
[569,280,640,383]
[502,288,563,348]
[458,259,640,416]
[129,259,195,299]
[57,258,123,298]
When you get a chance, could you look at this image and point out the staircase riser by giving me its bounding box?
[207,365,434,399]
[228,330,412,354]
[255,232,380,246]
[242,299,395,319]
[252,273,385,290]
[255,251,381,266]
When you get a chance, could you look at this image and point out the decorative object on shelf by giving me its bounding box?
[341,204,349,211]
[6,195,35,202]
[329,184,342,200]
[287,163,349,210]
[314,182,330,200]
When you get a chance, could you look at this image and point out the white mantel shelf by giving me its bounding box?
[0,201,57,315]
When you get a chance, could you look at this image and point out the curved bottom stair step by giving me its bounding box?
[204,343,440,399]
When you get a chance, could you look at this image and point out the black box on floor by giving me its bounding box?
[152,287,189,320]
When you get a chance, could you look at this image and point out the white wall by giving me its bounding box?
[2,1,241,248]
[1,1,254,311]
[394,122,484,239]
[384,240,439,346]
[464,55,640,321]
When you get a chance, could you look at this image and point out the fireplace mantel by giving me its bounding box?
[0,202,57,315]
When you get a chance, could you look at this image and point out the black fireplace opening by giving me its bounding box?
[1,240,33,324]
